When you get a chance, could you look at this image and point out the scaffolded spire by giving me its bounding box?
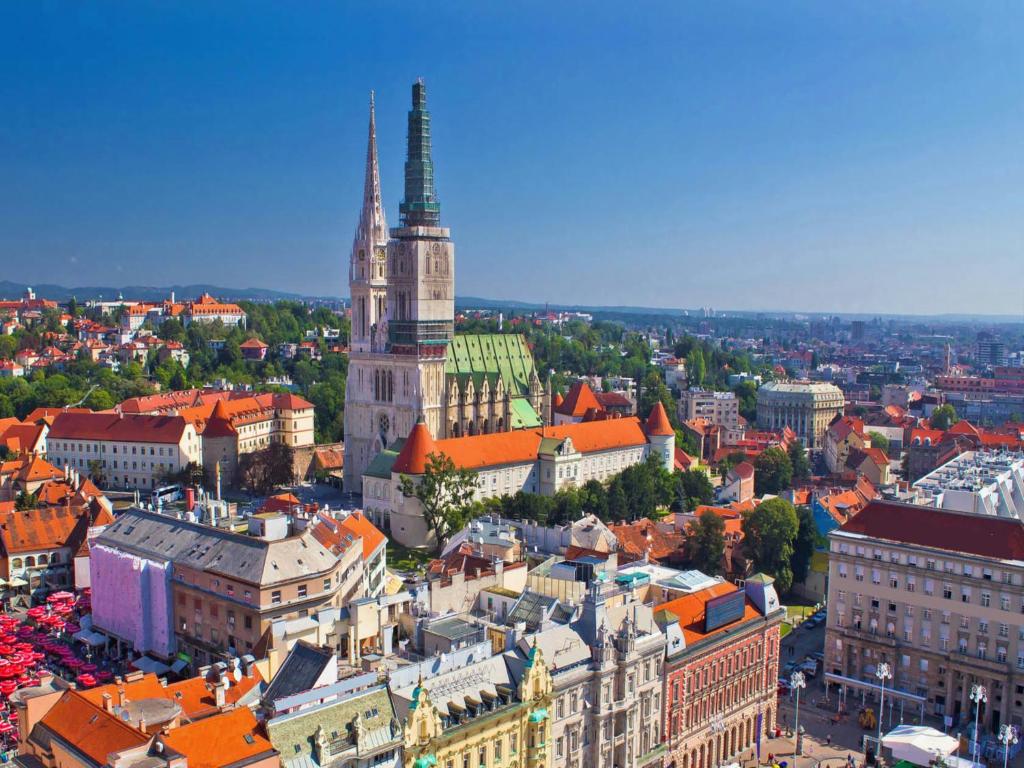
[354,90,388,258]
[399,78,441,227]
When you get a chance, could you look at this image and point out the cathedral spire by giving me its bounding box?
[354,90,388,253]
[399,78,441,228]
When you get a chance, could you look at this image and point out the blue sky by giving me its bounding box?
[1,2,1022,315]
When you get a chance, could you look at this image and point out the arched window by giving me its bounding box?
[38,554,48,565]
[25,556,35,568]
[10,558,22,570]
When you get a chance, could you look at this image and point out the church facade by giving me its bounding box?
[344,82,546,491]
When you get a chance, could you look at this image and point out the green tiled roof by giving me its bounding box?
[509,398,542,429]
[365,439,404,479]
[446,334,537,396]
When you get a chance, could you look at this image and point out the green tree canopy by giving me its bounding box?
[868,431,890,456]
[742,497,799,593]
[790,505,818,585]
[930,404,958,431]
[754,446,793,495]
[398,452,479,552]
[688,510,726,575]
[787,440,811,482]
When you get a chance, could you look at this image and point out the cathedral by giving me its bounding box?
[343,82,548,490]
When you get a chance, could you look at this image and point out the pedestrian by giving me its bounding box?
[827,734,833,746]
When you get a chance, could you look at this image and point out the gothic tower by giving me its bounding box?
[383,79,454,440]
[349,92,389,354]
[344,80,455,492]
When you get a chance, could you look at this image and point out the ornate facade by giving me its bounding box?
[344,82,544,491]
[399,645,554,768]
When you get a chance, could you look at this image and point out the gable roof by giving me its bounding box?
[0,503,114,555]
[159,707,275,768]
[33,690,150,766]
[336,511,386,561]
[262,641,335,704]
[557,381,602,418]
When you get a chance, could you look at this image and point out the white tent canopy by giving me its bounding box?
[883,725,959,765]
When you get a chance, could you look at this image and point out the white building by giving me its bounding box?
[46,412,202,490]
[912,450,1024,519]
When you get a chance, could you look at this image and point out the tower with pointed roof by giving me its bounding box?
[350,92,389,355]
[345,81,455,489]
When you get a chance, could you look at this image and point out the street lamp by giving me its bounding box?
[999,724,1018,768]
[876,662,892,744]
[791,671,807,756]
[970,684,987,766]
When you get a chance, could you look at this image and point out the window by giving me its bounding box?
[981,592,991,607]
[271,590,282,605]
[297,584,307,598]
[323,578,331,591]
[943,585,953,600]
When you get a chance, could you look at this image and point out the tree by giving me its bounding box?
[677,469,714,511]
[790,505,818,585]
[398,452,479,551]
[741,497,799,593]
[238,443,296,495]
[754,446,793,495]
[639,370,676,426]
[868,431,890,456]
[15,490,38,511]
[930,404,958,431]
[787,440,811,482]
[686,348,706,388]
[688,510,726,575]
[87,459,106,487]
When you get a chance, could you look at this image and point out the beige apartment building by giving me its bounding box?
[826,500,1024,733]
[756,381,844,449]
[677,388,741,439]
[91,509,364,669]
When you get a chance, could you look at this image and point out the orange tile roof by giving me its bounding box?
[610,518,686,562]
[655,582,760,643]
[0,423,46,455]
[50,412,191,444]
[392,420,438,474]
[429,418,651,472]
[0,503,114,554]
[78,672,167,707]
[16,455,64,483]
[556,381,602,418]
[645,402,674,436]
[337,510,386,561]
[24,406,91,426]
[159,707,275,768]
[163,671,262,719]
[36,690,150,765]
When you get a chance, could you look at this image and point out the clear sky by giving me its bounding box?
[2,2,1022,315]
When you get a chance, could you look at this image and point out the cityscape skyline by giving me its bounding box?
[2,2,1023,315]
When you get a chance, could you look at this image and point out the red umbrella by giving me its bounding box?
[0,646,14,657]
[76,673,96,688]
[0,722,13,734]
[49,591,75,602]
[0,668,14,680]
[0,681,16,696]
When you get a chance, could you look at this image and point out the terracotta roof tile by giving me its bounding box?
[556,381,602,418]
[655,583,760,643]
[34,690,150,765]
[645,402,674,437]
[159,706,274,768]
[337,511,386,561]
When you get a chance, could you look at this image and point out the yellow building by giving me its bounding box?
[400,644,554,768]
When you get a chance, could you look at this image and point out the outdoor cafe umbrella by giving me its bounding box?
[48,591,74,602]
[5,578,26,588]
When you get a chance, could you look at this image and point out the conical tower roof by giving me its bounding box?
[392,417,437,475]
[645,401,674,437]
[203,398,237,438]
[352,91,388,268]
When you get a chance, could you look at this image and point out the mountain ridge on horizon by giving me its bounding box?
[0,280,1020,324]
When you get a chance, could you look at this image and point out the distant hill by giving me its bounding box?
[0,281,332,304]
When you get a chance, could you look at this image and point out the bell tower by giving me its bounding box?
[384,79,454,439]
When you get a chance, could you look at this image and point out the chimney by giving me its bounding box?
[117,687,127,707]
[214,682,226,709]
[101,693,113,712]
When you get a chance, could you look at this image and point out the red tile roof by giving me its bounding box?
[645,402,674,437]
[0,502,114,554]
[50,412,191,444]
[336,510,386,561]
[610,518,687,563]
[556,381,602,418]
[655,582,760,643]
[159,706,275,768]
[837,500,1024,560]
[201,398,237,438]
[34,690,150,765]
